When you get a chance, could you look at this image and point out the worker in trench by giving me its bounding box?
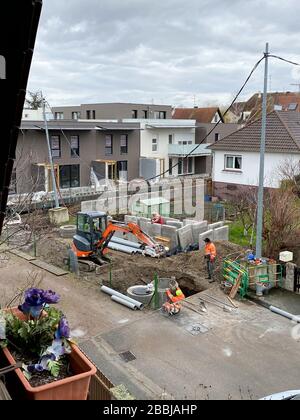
[204,238,217,283]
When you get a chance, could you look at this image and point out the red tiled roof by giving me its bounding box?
[173,107,223,123]
[209,111,300,153]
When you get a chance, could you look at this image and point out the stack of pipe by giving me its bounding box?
[101,285,144,311]
[107,237,143,255]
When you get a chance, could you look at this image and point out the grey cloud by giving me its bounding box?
[27,0,300,107]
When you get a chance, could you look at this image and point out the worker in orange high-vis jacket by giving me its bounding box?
[204,238,217,283]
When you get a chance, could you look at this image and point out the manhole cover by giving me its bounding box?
[186,324,209,336]
[119,351,136,363]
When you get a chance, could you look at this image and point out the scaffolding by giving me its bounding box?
[223,259,283,298]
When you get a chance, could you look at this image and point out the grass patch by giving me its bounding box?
[229,221,255,248]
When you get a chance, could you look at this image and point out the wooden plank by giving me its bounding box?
[9,249,36,261]
[30,260,68,276]
[227,296,239,308]
[229,274,242,299]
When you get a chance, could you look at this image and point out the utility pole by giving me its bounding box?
[42,97,60,208]
[255,43,269,259]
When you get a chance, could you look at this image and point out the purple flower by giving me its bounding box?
[56,316,70,339]
[27,364,44,373]
[18,288,60,319]
[24,288,45,307]
[42,290,60,304]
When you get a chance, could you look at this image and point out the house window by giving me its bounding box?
[105,135,113,155]
[169,159,173,175]
[117,161,128,180]
[213,113,219,123]
[92,110,96,119]
[178,157,193,175]
[152,138,158,152]
[54,112,64,120]
[178,140,192,145]
[225,155,242,171]
[132,110,138,119]
[159,111,167,119]
[51,135,61,158]
[72,112,80,120]
[86,110,91,119]
[143,110,148,119]
[154,111,160,119]
[120,134,128,154]
[169,134,173,144]
[70,135,80,157]
[215,133,220,142]
[59,165,80,189]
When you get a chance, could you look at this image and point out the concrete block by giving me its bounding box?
[161,225,179,250]
[284,263,296,292]
[183,219,198,226]
[208,221,224,230]
[213,226,229,241]
[166,220,183,229]
[162,218,176,225]
[192,222,209,244]
[139,219,149,235]
[124,215,138,225]
[177,225,194,250]
[49,207,69,225]
[148,222,162,238]
[199,230,214,246]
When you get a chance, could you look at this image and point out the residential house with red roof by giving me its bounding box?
[208,111,300,199]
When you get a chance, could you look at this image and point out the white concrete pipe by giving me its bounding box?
[111,237,142,250]
[111,295,138,310]
[107,242,139,255]
[270,306,300,323]
[101,285,144,310]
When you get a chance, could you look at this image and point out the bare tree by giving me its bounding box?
[263,187,300,258]
[277,157,300,195]
[25,91,43,110]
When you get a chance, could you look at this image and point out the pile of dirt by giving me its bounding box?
[32,233,245,295]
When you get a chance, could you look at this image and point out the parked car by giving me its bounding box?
[261,390,300,400]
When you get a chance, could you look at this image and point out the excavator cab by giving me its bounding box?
[73,211,108,254]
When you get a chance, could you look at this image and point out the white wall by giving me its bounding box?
[140,121,196,177]
[213,150,300,188]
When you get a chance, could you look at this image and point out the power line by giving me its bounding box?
[146,55,266,181]
[269,54,300,67]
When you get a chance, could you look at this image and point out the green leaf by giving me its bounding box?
[47,360,61,378]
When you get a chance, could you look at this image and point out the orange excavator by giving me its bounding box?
[71,211,166,271]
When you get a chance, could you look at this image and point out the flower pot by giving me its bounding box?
[2,308,96,400]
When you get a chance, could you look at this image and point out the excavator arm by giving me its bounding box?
[97,221,166,257]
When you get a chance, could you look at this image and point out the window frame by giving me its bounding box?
[59,164,80,189]
[178,157,194,175]
[132,110,138,119]
[152,138,158,152]
[224,154,242,171]
[50,135,61,158]
[70,135,80,158]
[120,134,128,155]
[54,112,64,120]
[105,134,113,155]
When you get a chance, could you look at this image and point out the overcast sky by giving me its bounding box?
[27,0,300,108]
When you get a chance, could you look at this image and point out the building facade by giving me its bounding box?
[14,120,141,194]
[209,111,300,199]
[51,103,172,121]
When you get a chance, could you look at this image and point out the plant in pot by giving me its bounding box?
[0,288,96,400]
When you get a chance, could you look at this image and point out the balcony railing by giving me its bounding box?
[168,143,211,157]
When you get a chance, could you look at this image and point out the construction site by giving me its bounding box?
[1,203,300,400]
